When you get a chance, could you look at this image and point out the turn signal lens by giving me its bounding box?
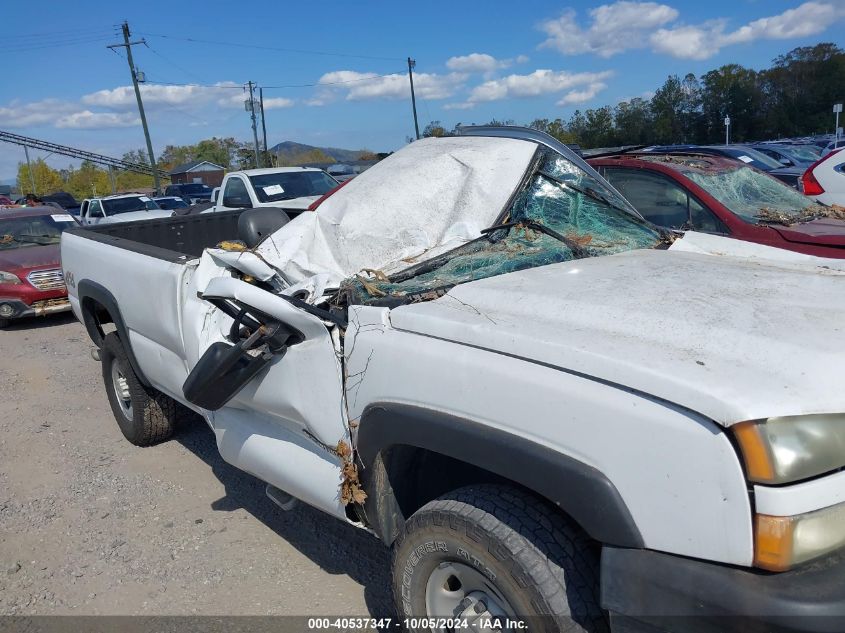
[754,514,794,571]
[733,421,775,483]
[755,503,845,571]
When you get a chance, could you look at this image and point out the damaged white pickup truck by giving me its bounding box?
[62,127,845,632]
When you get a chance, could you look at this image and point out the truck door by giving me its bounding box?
[86,200,106,225]
[181,276,350,519]
[218,176,252,212]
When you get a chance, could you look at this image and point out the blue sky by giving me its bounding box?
[1,0,843,180]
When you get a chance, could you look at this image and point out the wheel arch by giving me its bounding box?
[77,279,151,387]
[356,402,643,549]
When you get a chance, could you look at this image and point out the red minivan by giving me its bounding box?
[0,206,77,328]
[589,153,845,258]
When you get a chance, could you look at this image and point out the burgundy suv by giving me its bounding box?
[0,207,77,328]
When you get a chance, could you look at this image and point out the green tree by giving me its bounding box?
[700,64,762,142]
[614,98,653,145]
[422,121,448,137]
[582,106,615,148]
[65,161,111,199]
[651,75,686,143]
[17,159,64,196]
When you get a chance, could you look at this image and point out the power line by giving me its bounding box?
[0,35,113,53]
[137,31,404,62]
[0,26,113,41]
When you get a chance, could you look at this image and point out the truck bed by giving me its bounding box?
[64,210,244,262]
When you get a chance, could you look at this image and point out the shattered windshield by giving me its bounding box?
[337,148,663,305]
[682,165,829,225]
[0,215,72,250]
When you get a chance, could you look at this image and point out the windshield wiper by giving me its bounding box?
[480,220,588,258]
[537,169,632,216]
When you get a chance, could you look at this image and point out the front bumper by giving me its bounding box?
[0,297,71,320]
[602,546,845,633]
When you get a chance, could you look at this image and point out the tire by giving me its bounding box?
[392,484,607,633]
[100,331,179,446]
[0,318,9,329]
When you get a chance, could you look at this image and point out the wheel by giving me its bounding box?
[0,318,9,329]
[100,332,179,446]
[392,484,607,633]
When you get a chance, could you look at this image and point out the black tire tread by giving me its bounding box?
[101,332,179,446]
[394,484,607,632]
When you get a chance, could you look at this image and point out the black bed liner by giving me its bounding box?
[65,210,245,263]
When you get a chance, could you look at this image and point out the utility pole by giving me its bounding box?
[23,145,36,194]
[724,115,731,145]
[246,82,261,169]
[259,88,270,166]
[108,22,160,194]
[835,103,843,149]
[407,57,420,140]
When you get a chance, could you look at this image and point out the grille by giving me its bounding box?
[27,268,66,292]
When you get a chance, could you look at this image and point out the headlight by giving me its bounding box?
[0,270,21,284]
[733,414,845,484]
[755,502,845,571]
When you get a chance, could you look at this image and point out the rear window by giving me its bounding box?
[102,197,160,215]
[180,184,211,194]
[249,171,338,203]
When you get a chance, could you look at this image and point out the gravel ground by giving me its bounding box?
[0,314,392,617]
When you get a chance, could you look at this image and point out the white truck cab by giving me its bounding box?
[79,194,171,226]
[211,167,338,214]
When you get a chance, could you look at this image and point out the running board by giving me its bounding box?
[265,484,298,511]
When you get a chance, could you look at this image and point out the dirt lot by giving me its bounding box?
[0,314,392,616]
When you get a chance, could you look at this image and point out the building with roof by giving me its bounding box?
[168,160,225,187]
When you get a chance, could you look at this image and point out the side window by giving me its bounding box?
[89,200,104,217]
[602,168,689,230]
[689,196,729,234]
[222,177,251,207]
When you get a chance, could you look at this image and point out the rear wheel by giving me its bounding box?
[392,484,607,633]
[100,332,180,446]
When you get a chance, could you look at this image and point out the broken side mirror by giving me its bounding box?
[182,297,303,410]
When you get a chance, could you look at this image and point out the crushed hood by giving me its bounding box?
[255,136,537,286]
[388,235,845,426]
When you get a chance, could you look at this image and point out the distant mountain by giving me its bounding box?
[268,141,366,163]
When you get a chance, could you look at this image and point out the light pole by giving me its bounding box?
[724,115,731,145]
[835,103,843,149]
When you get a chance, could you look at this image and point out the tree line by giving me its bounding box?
[424,43,844,149]
[17,137,380,200]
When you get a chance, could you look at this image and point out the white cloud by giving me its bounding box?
[56,111,140,129]
[262,97,294,109]
[445,53,529,73]
[443,102,477,110]
[0,99,77,128]
[467,69,613,102]
[82,82,242,109]
[317,70,466,100]
[540,1,845,61]
[539,2,678,57]
[651,2,845,60]
[556,82,608,106]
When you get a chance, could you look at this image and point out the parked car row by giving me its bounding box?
[55,127,845,632]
